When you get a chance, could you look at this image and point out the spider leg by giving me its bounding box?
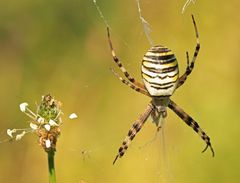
[177,14,200,88]
[110,67,150,97]
[168,99,214,157]
[113,102,154,164]
[107,27,145,89]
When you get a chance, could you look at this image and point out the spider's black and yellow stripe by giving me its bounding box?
[141,45,179,97]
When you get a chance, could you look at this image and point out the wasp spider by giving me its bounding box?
[108,15,214,164]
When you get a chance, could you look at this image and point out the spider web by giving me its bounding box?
[182,0,197,14]
[137,114,174,183]
[92,0,110,28]
[92,0,131,49]
[156,124,174,183]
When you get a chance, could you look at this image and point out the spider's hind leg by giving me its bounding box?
[113,103,154,164]
[168,99,214,157]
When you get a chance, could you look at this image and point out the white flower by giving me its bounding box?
[69,113,78,119]
[7,129,16,138]
[19,103,28,112]
[44,124,51,131]
[30,123,38,130]
[49,119,58,126]
[37,117,45,124]
[6,129,13,138]
[45,139,51,148]
[16,131,26,141]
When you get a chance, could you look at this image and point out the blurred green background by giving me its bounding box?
[0,0,239,182]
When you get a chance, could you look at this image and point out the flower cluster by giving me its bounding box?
[7,94,63,152]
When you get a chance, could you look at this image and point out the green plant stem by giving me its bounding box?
[48,150,56,183]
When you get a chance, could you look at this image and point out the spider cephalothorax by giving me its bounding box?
[107,15,214,164]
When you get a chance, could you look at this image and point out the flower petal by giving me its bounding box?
[37,117,45,124]
[16,131,26,141]
[45,139,51,148]
[7,129,14,138]
[49,119,58,126]
[44,124,51,131]
[30,123,38,130]
[19,103,28,112]
[69,113,78,119]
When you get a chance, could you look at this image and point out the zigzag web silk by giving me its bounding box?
[136,0,154,46]
[138,115,174,183]
[136,1,173,182]
[93,0,132,57]
[136,0,198,43]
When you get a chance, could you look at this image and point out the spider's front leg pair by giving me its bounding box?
[177,15,200,89]
[107,27,149,97]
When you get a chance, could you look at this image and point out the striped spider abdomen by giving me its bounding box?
[142,45,179,97]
